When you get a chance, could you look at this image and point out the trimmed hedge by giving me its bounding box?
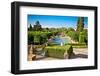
[67,31,79,41]
[28,31,53,44]
[67,43,87,48]
[48,42,59,46]
[44,45,73,59]
[79,32,85,43]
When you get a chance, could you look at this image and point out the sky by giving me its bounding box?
[28,14,88,28]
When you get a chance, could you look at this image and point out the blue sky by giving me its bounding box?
[28,14,88,28]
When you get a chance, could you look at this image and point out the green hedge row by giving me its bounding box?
[44,45,73,59]
[67,31,79,41]
[47,42,59,46]
[28,31,53,44]
[79,30,88,44]
[67,43,86,46]
[67,43,87,48]
[67,29,88,44]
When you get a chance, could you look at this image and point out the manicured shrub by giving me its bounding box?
[67,31,79,41]
[41,34,47,44]
[82,29,88,44]
[28,31,53,44]
[67,45,73,57]
[46,32,53,38]
[79,32,85,43]
[34,35,41,44]
[48,42,59,46]
[28,32,34,44]
[79,32,87,43]
[44,45,73,59]
[66,43,87,48]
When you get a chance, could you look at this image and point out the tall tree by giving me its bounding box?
[33,21,42,31]
[29,24,33,31]
[76,17,84,32]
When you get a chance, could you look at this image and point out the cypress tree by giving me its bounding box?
[76,17,84,32]
[29,24,33,31]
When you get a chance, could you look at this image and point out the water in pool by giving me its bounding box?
[52,36,71,45]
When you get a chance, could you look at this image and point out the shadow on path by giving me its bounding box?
[35,56,47,60]
[70,53,88,59]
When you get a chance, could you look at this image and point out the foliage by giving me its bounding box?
[28,31,53,44]
[67,31,79,41]
[28,24,33,31]
[79,32,85,43]
[48,42,59,46]
[28,18,88,46]
[67,43,87,48]
[33,21,42,31]
[72,45,87,48]
[82,29,88,44]
[44,45,73,59]
[76,17,84,32]
[67,27,75,32]
[28,32,34,44]
[79,29,88,44]
[66,17,88,44]
[34,35,42,44]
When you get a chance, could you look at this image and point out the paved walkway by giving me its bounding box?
[34,48,88,61]
[70,48,88,59]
